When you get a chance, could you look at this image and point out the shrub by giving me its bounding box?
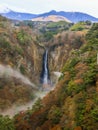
[67,80,85,95]
[48,105,62,124]
[75,95,86,126]
[91,107,98,121]
[70,22,85,31]
[15,46,24,55]
[0,115,15,130]
[0,37,11,49]
[32,98,43,112]
[17,30,32,45]
[43,32,53,41]
[83,62,97,86]
[20,65,26,74]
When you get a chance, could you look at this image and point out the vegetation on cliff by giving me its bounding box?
[0,15,41,109]
[14,23,98,130]
[0,15,98,130]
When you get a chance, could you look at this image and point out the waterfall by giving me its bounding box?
[40,50,49,84]
[43,50,48,84]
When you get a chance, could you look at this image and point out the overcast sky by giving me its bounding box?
[0,0,98,17]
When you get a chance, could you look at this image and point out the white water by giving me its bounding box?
[0,64,36,89]
[53,71,63,78]
[43,50,49,84]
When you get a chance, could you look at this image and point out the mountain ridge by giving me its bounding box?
[1,11,37,20]
[38,10,98,23]
[0,6,98,22]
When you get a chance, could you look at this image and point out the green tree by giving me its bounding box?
[48,105,62,124]
[0,115,15,130]
[17,30,32,45]
[32,98,43,112]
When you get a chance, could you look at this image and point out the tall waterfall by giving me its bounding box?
[40,50,49,84]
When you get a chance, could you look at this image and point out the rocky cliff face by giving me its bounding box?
[0,16,45,109]
[48,31,85,84]
[0,16,44,84]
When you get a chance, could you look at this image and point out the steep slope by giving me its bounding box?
[0,16,42,84]
[0,15,86,111]
[14,23,98,130]
[0,16,45,110]
[0,15,86,112]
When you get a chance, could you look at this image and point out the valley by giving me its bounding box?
[0,16,76,112]
[0,14,98,130]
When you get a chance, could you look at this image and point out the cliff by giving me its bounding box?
[0,16,45,110]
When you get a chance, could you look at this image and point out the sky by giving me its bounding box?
[0,0,98,17]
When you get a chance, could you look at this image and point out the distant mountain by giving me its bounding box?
[32,15,71,22]
[38,10,98,23]
[0,5,98,22]
[1,11,37,20]
[0,5,37,20]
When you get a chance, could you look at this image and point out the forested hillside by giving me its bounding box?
[0,15,42,110]
[0,15,98,130]
[0,16,87,110]
[14,23,98,130]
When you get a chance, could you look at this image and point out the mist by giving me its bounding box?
[0,64,37,89]
[1,90,48,117]
[0,64,54,117]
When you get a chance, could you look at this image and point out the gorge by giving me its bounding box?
[0,18,85,115]
[0,15,98,130]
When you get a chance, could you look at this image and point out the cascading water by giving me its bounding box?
[40,50,49,84]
